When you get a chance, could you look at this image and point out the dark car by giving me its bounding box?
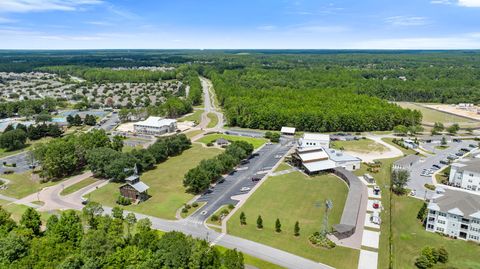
[251,176,261,182]
[460,148,470,152]
[240,159,249,165]
[439,160,449,165]
[453,138,461,143]
[469,144,476,148]
[456,152,464,156]
[432,164,441,169]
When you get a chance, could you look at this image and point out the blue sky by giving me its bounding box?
[1,0,480,49]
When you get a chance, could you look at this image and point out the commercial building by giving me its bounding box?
[449,159,480,192]
[133,116,177,136]
[426,188,480,242]
[280,126,296,135]
[298,133,330,148]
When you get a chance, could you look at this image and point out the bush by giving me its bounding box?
[227,204,235,210]
[437,247,448,263]
[116,195,132,206]
[415,255,432,269]
[3,170,14,174]
[424,184,435,191]
[220,208,230,215]
[206,142,214,147]
[185,204,191,210]
[192,202,199,208]
[210,215,219,222]
[12,163,16,167]
[308,232,335,249]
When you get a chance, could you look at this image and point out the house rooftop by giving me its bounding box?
[130,181,150,193]
[429,188,480,218]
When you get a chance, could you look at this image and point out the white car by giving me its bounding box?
[410,190,416,196]
[240,187,251,192]
[200,211,208,215]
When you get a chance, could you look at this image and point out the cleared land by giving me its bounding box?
[179,109,203,123]
[89,144,221,219]
[60,177,97,196]
[397,102,479,127]
[197,134,267,149]
[227,171,359,269]
[391,196,480,269]
[207,113,219,128]
[331,138,388,153]
[0,172,62,199]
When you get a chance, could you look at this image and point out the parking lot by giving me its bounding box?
[407,139,476,199]
[0,152,33,174]
[188,137,293,224]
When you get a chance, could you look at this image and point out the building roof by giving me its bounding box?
[324,148,361,162]
[216,138,229,144]
[134,116,176,128]
[303,160,337,172]
[131,181,150,193]
[125,174,139,183]
[393,155,421,168]
[302,133,330,141]
[281,126,296,134]
[298,149,329,162]
[429,188,480,218]
[452,158,480,173]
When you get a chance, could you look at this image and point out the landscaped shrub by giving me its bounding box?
[227,204,235,210]
[210,215,219,222]
[308,232,336,249]
[116,195,132,206]
[184,204,191,210]
[206,142,214,147]
[256,215,263,229]
[192,202,198,208]
[181,207,188,214]
[424,184,435,191]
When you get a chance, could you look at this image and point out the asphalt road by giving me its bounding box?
[407,139,475,199]
[189,138,293,224]
[96,111,119,131]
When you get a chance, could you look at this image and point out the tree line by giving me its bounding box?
[184,141,254,193]
[33,130,191,181]
[0,98,57,119]
[0,204,244,268]
[0,123,63,151]
[208,69,421,132]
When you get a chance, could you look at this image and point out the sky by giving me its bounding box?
[0,0,480,49]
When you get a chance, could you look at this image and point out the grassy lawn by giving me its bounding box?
[184,129,204,139]
[396,102,474,124]
[0,172,62,199]
[391,196,480,269]
[331,138,388,153]
[60,177,97,196]
[179,109,203,123]
[197,134,267,149]
[381,138,417,155]
[89,144,221,219]
[273,162,292,172]
[434,145,449,150]
[227,172,359,269]
[207,113,218,128]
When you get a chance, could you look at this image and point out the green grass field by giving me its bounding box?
[397,102,478,126]
[89,144,221,219]
[184,130,204,139]
[331,138,388,153]
[0,172,63,199]
[381,138,417,155]
[273,162,291,172]
[227,172,359,269]
[207,113,218,128]
[391,196,480,269]
[178,109,203,123]
[60,177,97,196]
[1,202,55,223]
[197,134,267,149]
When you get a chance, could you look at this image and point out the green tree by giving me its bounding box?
[275,218,281,233]
[111,135,124,152]
[222,248,244,269]
[20,207,42,235]
[239,212,246,226]
[125,212,137,237]
[82,202,104,229]
[437,247,448,263]
[415,254,433,269]
[393,125,408,136]
[0,129,28,151]
[111,206,124,220]
[294,221,300,236]
[446,123,460,135]
[256,215,263,229]
[391,169,410,194]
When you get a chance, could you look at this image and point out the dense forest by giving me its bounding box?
[0,204,244,268]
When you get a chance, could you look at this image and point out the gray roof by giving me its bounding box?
[332,167,365,235]
[455,158,480,173]
[125,174,139,182]
[393,154,421,168]
[216,138,229,144]
[429,188,480,218]
[130,181,150,193]
[324,148,361,162]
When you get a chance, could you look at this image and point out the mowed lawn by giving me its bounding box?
[89,144,221,219]
[60,177,97,196]
[396,102,474,125]
[227,172,359,268]
[392,196,480,269]
[331,138,388,153]
[206,113,218,128]
[178,109,203,123]
[197,134,267,149]
[0,172,62,199]
[1,201,55,223]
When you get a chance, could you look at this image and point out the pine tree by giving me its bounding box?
[294,221,300,236]
[275,218,281,233]
[240,212,246,225]
[256,215,263,229]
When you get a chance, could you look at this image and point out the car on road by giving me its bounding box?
[251,176,261,182]
[455,152,464,156]
[432,164,441,169]
[469,144,476,148]
[240,187,251,192]
[200,211,208,215]
[410,190,416,196]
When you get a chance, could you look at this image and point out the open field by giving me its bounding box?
[179,109,203,123]
[397,102,480,127]
[391,196,480,269]
[273,162,292,172]
[197,134,267,149]
[207,113,218,128]
[227,171,359,269]
[60,177,97,196]
[0,172,63,199]
[331,138,388,153]
[184,129,204,139]
[89,144,221,219]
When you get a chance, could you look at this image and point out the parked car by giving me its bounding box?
[439,160,449,165]
[469,144,476,148]
[372,200,380,209]
[240,187,251,192]
[251,177,261,182]
[455,152,464,156]
[460,148,470,152]
[453,138,461,143]
[240,159,249,165]
[81,198,89,205]
[373,186,381,195]
[410,190,416,196]
[432,164,441,169]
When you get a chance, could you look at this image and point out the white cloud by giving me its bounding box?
[0,0,102,13]
[385,16,430,26]
[85,21,113,26]
[431,0,480,7]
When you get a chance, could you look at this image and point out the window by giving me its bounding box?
[427,224,434,229]
[436,227,444,232]
[439,212,446,217]
[469,173,474,177]
[438,220,445,225]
